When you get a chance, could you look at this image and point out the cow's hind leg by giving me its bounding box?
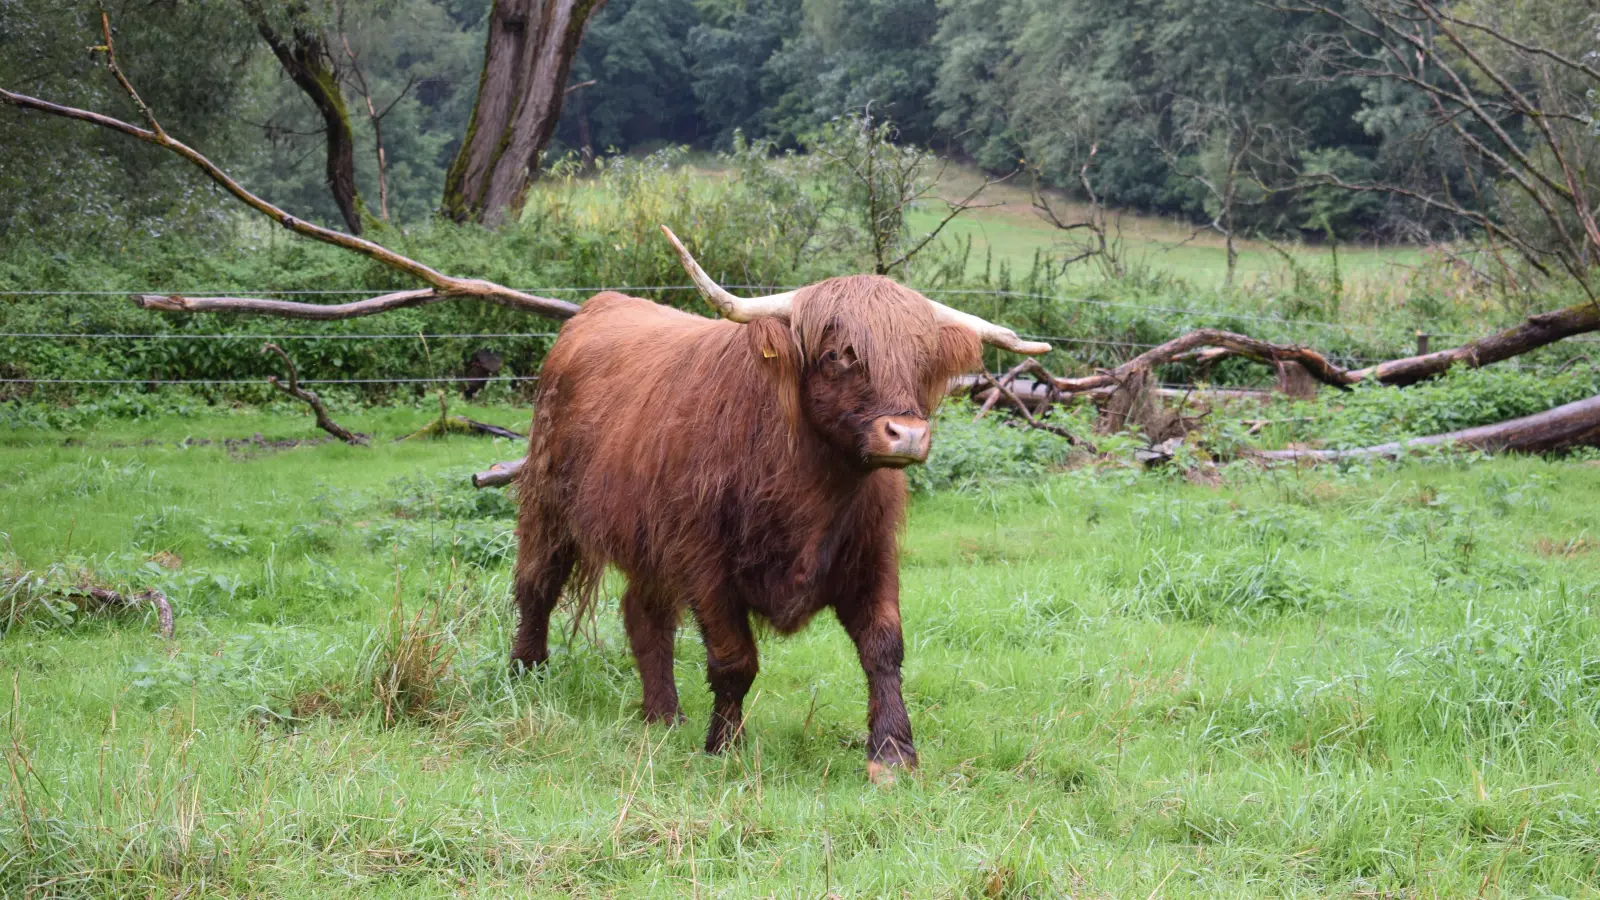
[622,582,683,724]
[510,535,576,672]
[692,601,759,753]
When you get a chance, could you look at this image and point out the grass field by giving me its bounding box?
[904,166,1424,291]
[3,407,1599,897]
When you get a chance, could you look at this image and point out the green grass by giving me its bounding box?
[3,408,1600,897]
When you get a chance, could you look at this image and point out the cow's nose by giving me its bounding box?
[869,416,931,467]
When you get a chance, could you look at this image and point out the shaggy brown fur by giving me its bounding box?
[512,276,981,774]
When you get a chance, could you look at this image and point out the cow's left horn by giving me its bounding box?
[660,226,796,322]
[660,225,1052,355]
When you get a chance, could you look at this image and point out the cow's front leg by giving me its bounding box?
[692,602,759,754]
[836,568,916,784]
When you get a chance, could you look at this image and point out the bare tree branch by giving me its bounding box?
[0,11,579,323]
[981,371,1098,452]
[1274,0,1600,297]
[338,30,413,222]
[263,343,368,445]
[1033,145,1127,276]
[883,169,1012,273]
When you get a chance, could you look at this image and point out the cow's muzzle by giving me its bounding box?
[866,415,930,468]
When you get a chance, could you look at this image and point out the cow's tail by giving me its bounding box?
[561,553,607,644]
[516,383,609,648]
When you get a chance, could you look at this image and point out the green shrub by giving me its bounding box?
[1306,365,1600,448]
[908,404,1090,493]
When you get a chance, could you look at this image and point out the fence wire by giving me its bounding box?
[0,283,1529,340]
[0,375,542,386]
[2,284,1587,387]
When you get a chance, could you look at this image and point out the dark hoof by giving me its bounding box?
[704,730,744,755]
[509,655,547,675]
[643,710,686,726]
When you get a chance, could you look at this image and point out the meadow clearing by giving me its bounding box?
[903,166,1428,290]
[5,2,1598,895]
[3,405,1599,897]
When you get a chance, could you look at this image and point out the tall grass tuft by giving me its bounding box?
[365,584,457,726]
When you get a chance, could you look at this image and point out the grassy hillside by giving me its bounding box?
[905,165,1423,289]
[3,409,1599,896]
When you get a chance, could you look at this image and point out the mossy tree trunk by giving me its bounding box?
[441,0,604,227]
[256,20,366,236]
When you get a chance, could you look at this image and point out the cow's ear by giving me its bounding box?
[926,322,983,407]
[746,316,803,427]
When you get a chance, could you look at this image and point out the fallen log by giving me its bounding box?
[81,586,175,640]
[964,306,1599,440]
[473,458,524,488]
[1251,393,1600,462]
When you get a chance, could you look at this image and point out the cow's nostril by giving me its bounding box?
[874,417,930,464]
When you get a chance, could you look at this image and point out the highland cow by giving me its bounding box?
[510,227,1048,782]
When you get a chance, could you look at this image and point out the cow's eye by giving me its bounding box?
[820,348,855,374]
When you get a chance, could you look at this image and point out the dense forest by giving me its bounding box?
[0,0,1588,246]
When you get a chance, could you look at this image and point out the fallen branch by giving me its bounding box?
[972,360,1031,419]
[0,9,578,324]
[1252,393,1600,462]
[981,371,1099,452]
[968,303,1600,410]
[962,305,1599,440]
[2,579,177,640]
[262,343,368,445]
[78,586,175,640]
[473,458,524,488]
[959,375,1274,411]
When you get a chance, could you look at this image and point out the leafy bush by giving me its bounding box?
[1306,365,1600,448]
[908,404,1089,493]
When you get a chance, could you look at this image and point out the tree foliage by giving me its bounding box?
[0,0,258,240]
[6,0,1593,248]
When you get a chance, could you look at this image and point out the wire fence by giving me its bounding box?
[2,284,1589,388]
[10,282,1598,343]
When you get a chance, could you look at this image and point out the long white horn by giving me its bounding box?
[927,301,1053,355]
[661,224,1051,355]
[660,225,796,321]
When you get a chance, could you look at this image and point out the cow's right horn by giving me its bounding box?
[926,302,1052,355]
[660,226,796,322]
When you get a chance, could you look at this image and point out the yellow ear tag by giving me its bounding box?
[762,347,777,359]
